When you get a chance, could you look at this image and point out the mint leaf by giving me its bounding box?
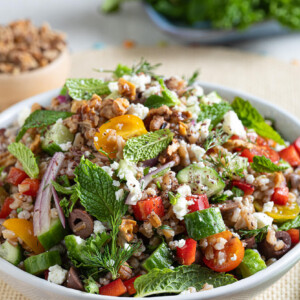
[134,265,237,297]
[279,215,300,231]
[66,78,111,100]
[51,180,75,195]
[198,101,231,128]
[251,155,288,173]
[232,97,285,145]
[74,157,125,222]
[16,110,73,142]
[123,129,174,162]
[7,142,39,178]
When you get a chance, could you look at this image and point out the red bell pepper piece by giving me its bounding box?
[279,145,300,167]
[287,229,300,244]
[271,187,289,205]
[293,137,300,155]
[132,196,164,221]
[18,178,40,197]
[124,275,141,295]
[176,238,197,265]
[240,145,279,163]
[6,167,28,186]
[99,279,127,296]
[232,180,254,196]
[0,197,14,218]
[187,195,209,213]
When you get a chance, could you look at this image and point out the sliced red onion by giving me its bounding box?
[125,161,175,205]
[142,157,159,167]
[57,95,67,104]
[33,152,65,236]
[52,186,66,229]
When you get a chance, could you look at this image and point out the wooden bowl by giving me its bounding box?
[0,49,70,111]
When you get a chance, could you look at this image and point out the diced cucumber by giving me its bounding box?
[184,207,226,240]
[42,122,74,155]
[0,241,22,266]
[24,250,61,275]
[142,242,173,272]
[38,218,68,250]
[176,164,225,197]
[238,249,266,278]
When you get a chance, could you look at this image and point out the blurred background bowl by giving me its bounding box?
[0,48,70,111]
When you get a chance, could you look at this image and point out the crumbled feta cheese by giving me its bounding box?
[186,95,201,119]
[201,92,222,105]
[224,190,233,197]
[113,180,120,187]
[231,254,237,261]
[123,74,151,92]
[55,118,63,125]
[188,144,205,161]
[48,265,68,285]
[17,107,31,127]
[253,212,273,228]
[75,236,84,245]
[180,287,197,295]
[143,84,161,98]
[233,197,243,204]
[246,174,255,184]
[94,220,106,234]
[115,189,125,201]
[58,141,72,151]
[177,239,186,248]
[191,85,204,97]
[263,201,274,213]
[127,103,149,120]
[124,243,131,250]
[110,161,119,170]
[101,166,113,177]
[200,119,211,141]
[106,259,115,267]
[108,81,119,93]
[223,111,246,138]
[172,185,192,220]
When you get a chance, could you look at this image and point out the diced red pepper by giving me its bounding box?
[240,149,255,162]
[18,178,40,197]
[279,145,300,167]
[187,195,209,213]
[240,145,279,163]
[232,180,255,196]
[287,229,300,244]
[0,197,14,218]
[132,196,164,221]
[271,187,289,206]
[293,137,300,155]
[176,238,197,265]
[124,275,141,295]
[99,279,127,296]
[6,167,28,186]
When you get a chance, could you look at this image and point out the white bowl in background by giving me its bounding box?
[0,82,299,300]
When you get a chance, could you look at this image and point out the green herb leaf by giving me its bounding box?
[66,78,111,100]
[168,191,181,205]
[198,101,231,128]
[7,142,39,178]
[51,180,75,195]
[231,97,285,145]
[210,193,228,203]
[251,155,288,173]
[239,226,269,242]
[203,127,231,151]
[16,110,73,142]
[131,58,161,77]
[113,64,132,78]
[152,167,170,179]
[279,215,300,231]
[123,129,173,162]
[187,69,200,86]
[74,157,125,223]
[134,265,237,297]
[83,277,99,294]
[232,186,244,197]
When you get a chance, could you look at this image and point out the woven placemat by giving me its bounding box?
[0,46,299,299]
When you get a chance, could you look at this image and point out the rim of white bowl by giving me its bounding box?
[0,82,299,300]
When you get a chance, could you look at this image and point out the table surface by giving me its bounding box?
[1,0,300,62]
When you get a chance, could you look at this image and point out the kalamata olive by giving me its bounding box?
[218,200,240,213]
[67,267,83,291]
[68,209,94,239]
[258,231,291,260]
[243,236,257,249]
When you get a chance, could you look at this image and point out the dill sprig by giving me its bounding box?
[131,58,161,77]
[203,127,231,151]
[239,226,269,242]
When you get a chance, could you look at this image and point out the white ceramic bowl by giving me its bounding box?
[0,83,299,300]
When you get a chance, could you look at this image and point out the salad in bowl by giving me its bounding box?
[0,59,299,298]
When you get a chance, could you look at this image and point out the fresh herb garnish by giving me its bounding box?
[152,167,170,179]
[16,110,73,142]
[83,276,99,294]
[168,191,181,205]
[203,127,231,151]
[186,69,200,86]
[232,186,244,197]
[210,193,228,203]
[251,155,288,173]
[279,215,300,231]
[123,129,174,162]
[239,225,269,242]
[7,142,39,178]
[232,97,285,145]
[134,265,237,297]
[65,78,111,100]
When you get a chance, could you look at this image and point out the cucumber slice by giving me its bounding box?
[38,218,68,250]
[184,207,226,240]
[238,249,266,278]
[42,122,74,155]
[24,250,61,275]
[176,164,225,197]
[0,241,22,266]
[142,242,173,272]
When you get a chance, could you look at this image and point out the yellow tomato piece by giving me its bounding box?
[94,115,147,158]
[3,219,44,254]
[254,200,300,223]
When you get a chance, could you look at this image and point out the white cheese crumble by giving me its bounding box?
[17,107,31,127]
[94,220,106,234]
[101,166,113,177]
[188,144,206,161]
[224,190,233,197]
[231,254,237,261]
[143,84,161,98]
[172,184,192,220]
[75,236,84,245]
[180,287,197,295]
[48,265,68,285]
[177,239,186,248]
[127,103,149,120]
[108,81,119,93]
[58,141,72,151]
[110,161,120,170]
[186,95,201,119]
[199,119,211,141]
[223,111,246,138]
[201,92,221,105]
[246,174,255,184]
[113,180,120,187]
[124,243,131,250]
[115,189,125,201]
[263,201,274,213]
[123,74,151,92]
[253,212,273,228]
[191,85,204,97]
